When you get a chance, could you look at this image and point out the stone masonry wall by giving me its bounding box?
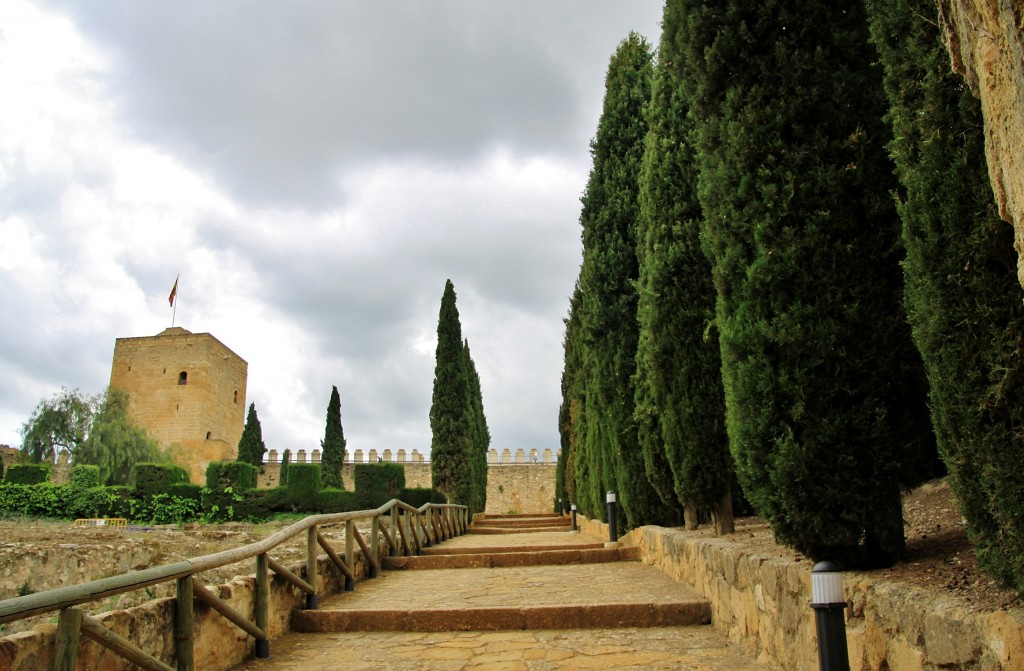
[578,516,1024,670]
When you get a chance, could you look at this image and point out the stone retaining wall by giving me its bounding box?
[0,550,369,671]
[578,516,1024,670]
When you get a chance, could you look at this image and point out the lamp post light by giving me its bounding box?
[811,561,850,671]
[571,504,578,532]
[606,491,617,544]
[558,498,564,516]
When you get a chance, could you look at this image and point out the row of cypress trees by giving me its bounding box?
[430,279,490,515]
[562,0,1023,579]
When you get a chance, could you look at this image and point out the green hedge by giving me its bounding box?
[399,487,446,508]
[70,465,101,489]
[317,488,361,513]
[354,463,405,509]
[134,463,190,497]
[4,464,50,485]
[286,464,322,511]
[205,461,258,491]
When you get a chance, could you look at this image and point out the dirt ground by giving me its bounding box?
[0,478,1019,637]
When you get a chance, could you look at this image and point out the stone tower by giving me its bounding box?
[109,327,248,484]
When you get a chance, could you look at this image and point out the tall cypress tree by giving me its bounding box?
[681,0,936,566]
[868,0,1024,589]
[634,0,733,533]
[463,340,490,515]
[430,280,474,506]
[320,386,347,489]
[237,402,266,467]
[559,284,588,514]
[576,33,664,528]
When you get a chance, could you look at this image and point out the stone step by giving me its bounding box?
[472,517,572,528]
[292,601,711,633]
[475,512,563,520]
[292,562,711,636]
[468,525,572,534]
[421,542,605,556]
[383,546,637,570]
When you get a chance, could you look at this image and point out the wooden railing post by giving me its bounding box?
[306,526,319,609]
[174,577,194,671]
[390,506,400,556]
[369,515,380,578]
[344,520,356,591]
[53,606,82,671]
[255,553,269,658]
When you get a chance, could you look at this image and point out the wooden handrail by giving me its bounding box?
[0,500,464,625]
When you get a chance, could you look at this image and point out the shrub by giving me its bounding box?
[317,488,361,513]
[134,463,189,497]
[354,463,405,509]
[286,464,322,511]
[205,461,258,492]
[70,465,102,489]
[4,464,50,485]
[399,487,446,508]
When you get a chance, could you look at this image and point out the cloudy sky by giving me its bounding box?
[0,1,663,462]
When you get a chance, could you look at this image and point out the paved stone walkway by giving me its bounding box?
[233,517,776,670]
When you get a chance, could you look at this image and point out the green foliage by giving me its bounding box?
[236,403,267,467]
[0,483,121,520]
[75,388,167,486]
[132,492,203,525]
[462,340,490,515]
[205,461,258,491]
[320,386,347,488]
[19,387,95,463]
[280,448,291,487]
[867,0,1024,589]
[70,465,101,489]
[5,464,51,485]
[559,286,585,513]
[429,280,475,507]
[286,463,322,511]
[633,2,734,529]
[317,488,361,513]
[399,487,446,508]
[683,0,935,566]
[354,463,406,509]
[574,33,664,529]
[134,463,190,497]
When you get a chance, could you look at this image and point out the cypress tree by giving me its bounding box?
[430,280,474,506]
[463,339,490,515]
[559,284,588,514]
[237,403,266,467]
[681,0,936,566]
[576,33,664,529]
[280,448,291,487]
[320,386,347,489]
[634,0,733,532]
[867,0,1024,589]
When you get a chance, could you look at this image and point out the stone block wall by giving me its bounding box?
[486,465,556,515]
[577,516,1024,670]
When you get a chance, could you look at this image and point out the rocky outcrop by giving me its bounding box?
[937,0,1024,286]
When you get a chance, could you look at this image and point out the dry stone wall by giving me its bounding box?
[577,516,1024,670]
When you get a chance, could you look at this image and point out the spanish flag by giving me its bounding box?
[168,275,179,307]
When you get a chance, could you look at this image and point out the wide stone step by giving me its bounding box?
[469,524,571,534]
[468,520,573,528]
[292,601,710,632]
[475,512,563,520]
[383,546,637,570]
[292,562,711,635]
[421,542,605,556]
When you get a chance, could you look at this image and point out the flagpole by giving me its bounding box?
[169,275,179,327]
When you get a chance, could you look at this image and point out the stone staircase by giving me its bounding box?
[233,514,772,670]
[292,513,710,634]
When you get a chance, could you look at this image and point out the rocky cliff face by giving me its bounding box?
[938,0,1024,286]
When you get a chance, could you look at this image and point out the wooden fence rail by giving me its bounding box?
[0,500,469,671]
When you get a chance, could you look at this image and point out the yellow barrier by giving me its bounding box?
[72,518,128,528]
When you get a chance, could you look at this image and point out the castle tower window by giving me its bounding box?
[206,431,212,440]
[179,371,188,385]
[233,390,238,404]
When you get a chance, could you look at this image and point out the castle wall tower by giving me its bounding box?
[109,327,248,484]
